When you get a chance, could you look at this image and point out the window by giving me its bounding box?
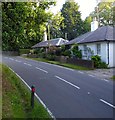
[97,44,101,55]
[84,45,87,55]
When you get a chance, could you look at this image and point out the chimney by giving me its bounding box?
[91,17,98,32]
[43,30,47,41]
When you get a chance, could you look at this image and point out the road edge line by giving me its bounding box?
[7,66,55,119]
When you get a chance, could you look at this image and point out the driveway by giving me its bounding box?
[85,68,115,80]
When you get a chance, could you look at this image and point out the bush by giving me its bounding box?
[19,49,30,55]
[38,52,46,58]
[98,62,108,68]
[62,49,71,57]
[71,44,82,58]
[46,54,55,61]
[91,55,107,68]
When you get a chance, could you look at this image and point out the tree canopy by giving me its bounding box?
[61,0,84,40]
[90,2,114,26]
[2,1,55,51]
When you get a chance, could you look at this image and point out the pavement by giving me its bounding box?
[2,55,115,118]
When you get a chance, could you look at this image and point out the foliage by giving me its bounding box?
[19,49,30,55]
[71,44,82,58]
[49,12,64,39]
[91,55,107,68]
[61,0,84,40]
[90,2,114,26]
[62,49,71,57]
[2,2,55,51]
[83,16,92,32]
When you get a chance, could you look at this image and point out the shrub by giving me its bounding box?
[71,44,82,58]
[62,49,71,57]
[46,54,55,61]
[19,49,30,55]
[98,62,108,68]
[91,55,108,68]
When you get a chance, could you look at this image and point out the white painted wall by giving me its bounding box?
[109,42,115,67]
[78,42,115,67]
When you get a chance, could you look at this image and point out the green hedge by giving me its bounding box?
[19,49,30,55]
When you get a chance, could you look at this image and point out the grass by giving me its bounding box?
[111,75,115,80]
[1,64,51,119]
[26,57,91,70]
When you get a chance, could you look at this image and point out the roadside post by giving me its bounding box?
[31,85,35,108]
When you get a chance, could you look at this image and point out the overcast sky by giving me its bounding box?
[48,0,98,20]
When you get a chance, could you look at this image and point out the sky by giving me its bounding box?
[48,0,98,20]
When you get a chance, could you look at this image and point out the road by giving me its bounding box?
[2,55,115,118]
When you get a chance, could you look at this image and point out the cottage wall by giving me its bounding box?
[78,42,115,67]
[109,42,115,67]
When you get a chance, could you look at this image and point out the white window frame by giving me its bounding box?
[97,43,101,55]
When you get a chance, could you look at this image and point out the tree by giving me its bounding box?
[49,12,64,39]
[61,0,84,40]
[90,2,114,26]
[83,16,92,33]
[2,1,55,51]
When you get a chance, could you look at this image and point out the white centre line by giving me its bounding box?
[88,74,95,77]
[100,99,115,109]
[9,58,14,61]
[24,63,32,66]
[36,67,48,73]
[15,60,21,63]
[55,75,80,90]
[102,79,109,82]
[78,71,84,74]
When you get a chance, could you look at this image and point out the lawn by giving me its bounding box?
[1,64,51,119]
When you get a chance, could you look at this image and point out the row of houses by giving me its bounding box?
[32,21,115,68]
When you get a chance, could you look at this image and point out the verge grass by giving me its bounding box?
[1,64,51,118]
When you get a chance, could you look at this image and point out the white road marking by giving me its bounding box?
[78,71,84,74]
[15,60,21,63]
[9,58,14,61]
[4,57,8,59]
[36,67,48,73]
[42,62,74,71]
[8,67,55,119]
[100,99,115,109]
[102,79,109,82]
[24,63,32,66]
[88,74,95,77]
[88,92,90,94]
[55,75,80,90]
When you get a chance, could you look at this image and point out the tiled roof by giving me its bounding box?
[32,38,68,48]
[66,25,114,45]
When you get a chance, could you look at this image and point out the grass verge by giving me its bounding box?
[26,57,91,70]
[111,75,115,80]
[1,64,51,118]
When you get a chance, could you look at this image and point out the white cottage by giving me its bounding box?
[66,22,114,67]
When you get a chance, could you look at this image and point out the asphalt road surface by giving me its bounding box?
[2,55,115,119]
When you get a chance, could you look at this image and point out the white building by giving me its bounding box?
[66,24,114,67]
